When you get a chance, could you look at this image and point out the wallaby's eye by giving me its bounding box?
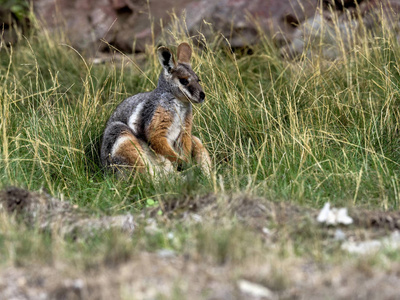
[179,78,189,86]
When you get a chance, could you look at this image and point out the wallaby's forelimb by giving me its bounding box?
[192,136,211,175]
[147,107,184,163]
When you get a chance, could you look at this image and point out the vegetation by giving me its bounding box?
[0,0,30,21]
[2,21,400,210]
[1,14,400,298]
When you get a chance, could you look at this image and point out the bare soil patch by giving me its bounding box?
[2,187,400,299]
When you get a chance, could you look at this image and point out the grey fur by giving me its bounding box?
[100,45,206,172]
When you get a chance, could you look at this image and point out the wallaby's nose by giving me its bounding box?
[199,92,205,101]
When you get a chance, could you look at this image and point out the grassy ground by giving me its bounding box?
[3,21,400,210]
[2,16,400,299]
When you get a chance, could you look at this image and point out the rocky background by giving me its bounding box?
[1,0,400,57]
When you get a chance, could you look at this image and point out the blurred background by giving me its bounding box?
[2,0,400,58]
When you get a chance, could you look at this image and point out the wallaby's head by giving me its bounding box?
[157,43,205,104]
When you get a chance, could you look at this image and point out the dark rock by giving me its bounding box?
[29,0,400,58]
[323,0,366,11]
[33,0,194,54]
[2,186,31,213]
[32,0,318,54]
[280,0,400,60]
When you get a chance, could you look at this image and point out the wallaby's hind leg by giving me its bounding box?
[111,132,147,173]
[192,136,212,176]
[101,122,147,174]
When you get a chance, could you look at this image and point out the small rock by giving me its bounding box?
[341,240,382,254]
[262,227,272,237]
[317,202,331,223]
[17,277,27,287]
[167,232,174,240]
[382,231,400,249]
[119,213,135,233]
[317,202,353,226]
[336,208,353,225]
[342,231,400,255]
[334,229,346,241]
[191,213,203,223]
[144,218,160,235]
[238,279,276,300]
[64,278,84,289]
[157,249,176,258]
[92,58,105,65]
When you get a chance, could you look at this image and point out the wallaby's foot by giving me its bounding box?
[102,124,147,175]
[192,136,212,176]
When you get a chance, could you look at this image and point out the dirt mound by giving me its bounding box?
[0,187,135,237]
[3,186,400,239]
[352,209,400,230]
[164,192,400,232]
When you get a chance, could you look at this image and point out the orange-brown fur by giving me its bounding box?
[181,112,193,159]
[113,131,146,172]
[192,136,209,162]
[147,107,182,163]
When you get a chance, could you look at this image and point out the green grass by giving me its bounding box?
[2,14,400,280]
[3,20,400,211]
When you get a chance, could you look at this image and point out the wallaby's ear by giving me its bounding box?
[157,46,176,73]
[177,42,192,64]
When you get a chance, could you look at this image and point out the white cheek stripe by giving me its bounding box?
[183,89,193,101]
[128,102,145,135]
[178,85,194,102]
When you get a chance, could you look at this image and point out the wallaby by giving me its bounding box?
[100,42,211,176]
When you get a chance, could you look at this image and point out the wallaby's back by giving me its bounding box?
[100,42,211,176]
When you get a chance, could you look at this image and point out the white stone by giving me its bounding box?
[238,280,276,300]
[317,202,353,226]
[341,240,382,254]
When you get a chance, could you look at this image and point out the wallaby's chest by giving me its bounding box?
[167,107,189,145]
[126,97,191,145]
